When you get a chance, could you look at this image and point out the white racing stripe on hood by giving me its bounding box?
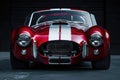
[61,24,71,40]
[49,25,59,40]
[49,24,71,41]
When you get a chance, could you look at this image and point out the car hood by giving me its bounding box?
[32,23,87,44]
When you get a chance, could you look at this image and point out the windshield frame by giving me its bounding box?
[27,10,93,27]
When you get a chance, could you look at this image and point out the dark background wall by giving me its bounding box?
[0,0,119,54]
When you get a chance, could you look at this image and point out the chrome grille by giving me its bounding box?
[39,40,80,56]
[47,41,73,55]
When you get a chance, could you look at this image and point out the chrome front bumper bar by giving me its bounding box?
[48,56,71,65]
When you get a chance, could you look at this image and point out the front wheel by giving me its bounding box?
[10,52,29,69]
[92,54,110,70]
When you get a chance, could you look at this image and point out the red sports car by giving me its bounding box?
[11,8,110,69]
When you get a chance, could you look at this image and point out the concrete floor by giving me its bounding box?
[0,52,120,80]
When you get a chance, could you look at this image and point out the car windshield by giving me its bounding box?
[26,10,91,27]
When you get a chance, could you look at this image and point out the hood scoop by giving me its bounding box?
[52,19,69,25]
[52,22,68,25]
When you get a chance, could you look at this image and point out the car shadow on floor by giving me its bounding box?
[0,59,95,72]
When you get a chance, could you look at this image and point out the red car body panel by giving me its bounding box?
[11,9,110,65]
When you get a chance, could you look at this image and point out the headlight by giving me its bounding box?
[17,33,31,47]
[90,33,103,47]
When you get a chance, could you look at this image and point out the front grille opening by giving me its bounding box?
[47,42,72,54]
[39,40,81,57]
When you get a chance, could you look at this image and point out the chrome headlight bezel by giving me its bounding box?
[17,33,31,47]
[90,33,103,47]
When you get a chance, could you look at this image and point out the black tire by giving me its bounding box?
[10,51,29,69]
[92,54,110,70]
